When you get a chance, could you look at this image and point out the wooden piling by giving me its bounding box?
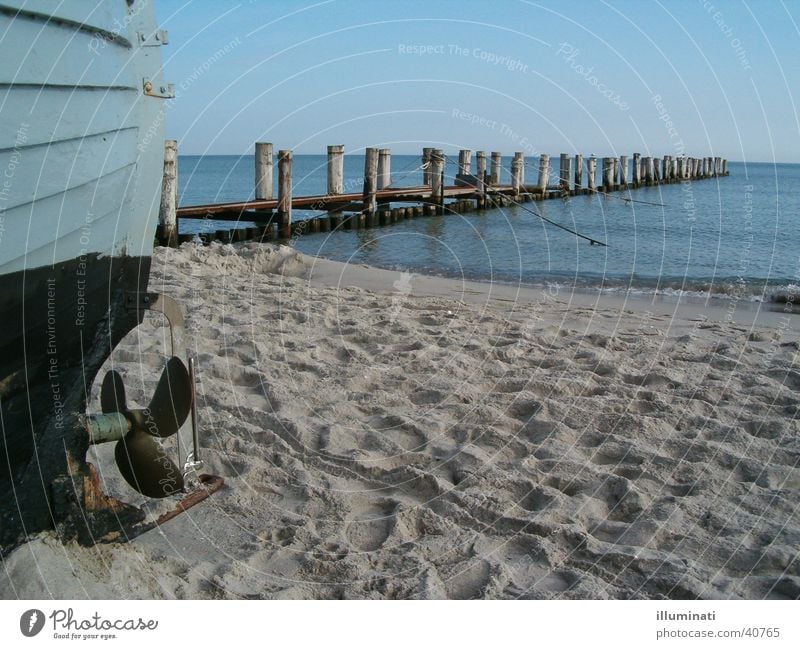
[559,153,571,192]
[619,155,629,186]
[574,154,583,189]
[277,149,293,238]
[490,152,502,185]
[511,152,524,196]
[714,157,722,177]
[422,147,433,186]
[255,142,274,201]
[587,156,597,191]
[327,145,344,195]
[722,159,728,175]
[537,154,550,194]
[602,158,614,191]
[159,139,178,247]
[363,147,378,217]
[378,148,391,190]
[653,156,661,182]
[458,149,472,176]
[430,149,445,214]
[476,150,487,208]
[643,157,653,185]
[632,153,641,186]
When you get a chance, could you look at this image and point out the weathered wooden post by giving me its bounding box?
[255,142,273,200]
[702,157,708,178]
[619,155,629,186]
[722,159,728,175]
[676,157,684,180]
[559,153,571,192]
[363,147,378,219]
[602,157,614,192]
[430,149,445,215]
[632,152,641,186]
[327,145,344,195]
[653,156,661,183]
[476,150,487,208]
[511,152,524,196]
[587,156,597,191]
[537,154,550,195]
[662,156,670,182]
[159,139,178,247]
[574,154,583,190]
[277,149,293,238]
[422,147,433,186]
[378,148,392,190]
[612,158,620,189]
[714,157,722,177]
[643,157,653,185]
[458,149,472,176]
[490,151,502,185]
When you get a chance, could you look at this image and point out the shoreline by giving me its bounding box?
[2,241,798,600]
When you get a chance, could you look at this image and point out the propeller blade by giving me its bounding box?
[145,356,192,438]
[115,430,185,498]
[100,370,127,414]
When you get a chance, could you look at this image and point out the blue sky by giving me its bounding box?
[155,0,800,162]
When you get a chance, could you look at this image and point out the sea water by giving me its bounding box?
[177,155,800,302]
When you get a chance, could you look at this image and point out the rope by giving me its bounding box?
[504,195,608,247]
[588,187,668,208]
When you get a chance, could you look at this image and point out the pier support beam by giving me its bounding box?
[430,149,445,214]
[643,157,653,185]
[722,159,728,175]
[619,155,629,186]
[458,149,472,176]
[632,152,641,186]
[422,147,433,186]
[378,148,392,190]
[537,154,550,195]
[574,154,583,189]
[277,149,293,238]
[602,157,614,192]
[587,156,597,191]
[255,142,273,200]
[159,139,178,247]
[511,152,524,196]
[476,150,487,208]
[490,151,502,185]
[363,147,378,217]
[559,153,572,192]
[327,145,344,195]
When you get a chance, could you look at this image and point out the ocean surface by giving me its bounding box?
[177,155,800,302]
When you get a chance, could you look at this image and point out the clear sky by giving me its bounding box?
[155,0,800,162]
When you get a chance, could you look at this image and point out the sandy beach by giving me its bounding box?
[2,241,799,600]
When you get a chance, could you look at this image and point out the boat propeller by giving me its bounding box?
[97,356,192,498]
[82,293,208,500]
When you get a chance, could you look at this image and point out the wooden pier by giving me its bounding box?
[157,142,730,246]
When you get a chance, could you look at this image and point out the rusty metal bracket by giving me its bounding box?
[143,78,175,99]
[138,30,169,46]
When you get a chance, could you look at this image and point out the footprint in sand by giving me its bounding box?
[344,501,397,552]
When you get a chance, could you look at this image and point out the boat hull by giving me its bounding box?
[0,0,169,548]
